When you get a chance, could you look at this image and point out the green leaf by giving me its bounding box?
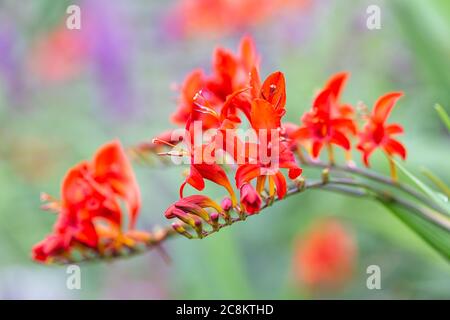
[382,201,450,262]
[394,160,450,216]
[435,104,450,132]
[421,167,450,198]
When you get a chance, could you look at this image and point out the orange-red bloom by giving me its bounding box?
[235,72,302,202]
[171,36,259,129]
[293,85,356,159]
[32,140,145,263]
[357,92,406,166]
[293,219,356,291]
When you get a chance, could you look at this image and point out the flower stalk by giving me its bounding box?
[48,164,450,265]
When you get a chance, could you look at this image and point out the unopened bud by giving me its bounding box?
[221,197,233,211]
[172,222,193,239]
[210,212,220,231]
[295,176,305,191]
[322,168,330,183]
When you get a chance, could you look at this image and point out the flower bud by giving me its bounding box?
[240,183,262,215]
[172,222,193,239]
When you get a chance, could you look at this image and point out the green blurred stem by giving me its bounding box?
[300,159,445,214]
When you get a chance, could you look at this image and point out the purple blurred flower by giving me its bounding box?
[0,22,25,107]
[82,0,135,116]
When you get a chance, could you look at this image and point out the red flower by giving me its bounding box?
[293,87,356,160]
[235,72,302,201]
[293,219,356,291]
[171,36,259,129]
[357,92,406,167]
[240,183,262,214]
[32,140,145,263]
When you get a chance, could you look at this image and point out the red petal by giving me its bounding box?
[75,220,98,248]
[292,127,312,140]
[357,144,376,167]
[239,35,258,71]
[313,89,332,113]
[384,138,407,160]
[385,124,404,135]
[93,140,141,228]
[261,71,286,110]
[312,141,324,158]
[274,171,287,199]
[250,98,282,130]
[288,167,303,179]
[212,48,238,80]
[373,92,403,123]
[171,69,204,125]
[324,72,348,103]
[249,66,261,98]
[235,164,261,188]
[182,165,205,197]
[192,163,236,203]
[330,130,351,150]
[220,87,251,122]
[61,162,91,206]
[331,118,357,135]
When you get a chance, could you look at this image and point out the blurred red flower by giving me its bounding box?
[166,0,311,38]
[32,140,146,263]
[31,26,87,82]
[293,218,357,291]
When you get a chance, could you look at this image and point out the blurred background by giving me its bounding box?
[0,0,449,299]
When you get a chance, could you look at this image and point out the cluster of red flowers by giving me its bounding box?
[32,141,149,263]
[159,36,406,236]
[158,37,406,236]
[286,72,406,168]
[161,36,303,234]
[32,35,407,262]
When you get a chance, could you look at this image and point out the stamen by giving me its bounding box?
[157,150,188,157]
[193,102,219,118]
[152,138,177,148]
[193,91,220,119]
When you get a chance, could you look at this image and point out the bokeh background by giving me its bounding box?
[0,0,449,299]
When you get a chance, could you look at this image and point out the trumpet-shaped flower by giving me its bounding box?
[357,92,406,168]
[293,88,356,160]
[32,141,144,263]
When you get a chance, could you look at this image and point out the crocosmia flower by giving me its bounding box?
[171,36,259,129]
[32,140,147,263]
[293,86,356,161]
[357,92,406,178]
[235,72,302,204]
